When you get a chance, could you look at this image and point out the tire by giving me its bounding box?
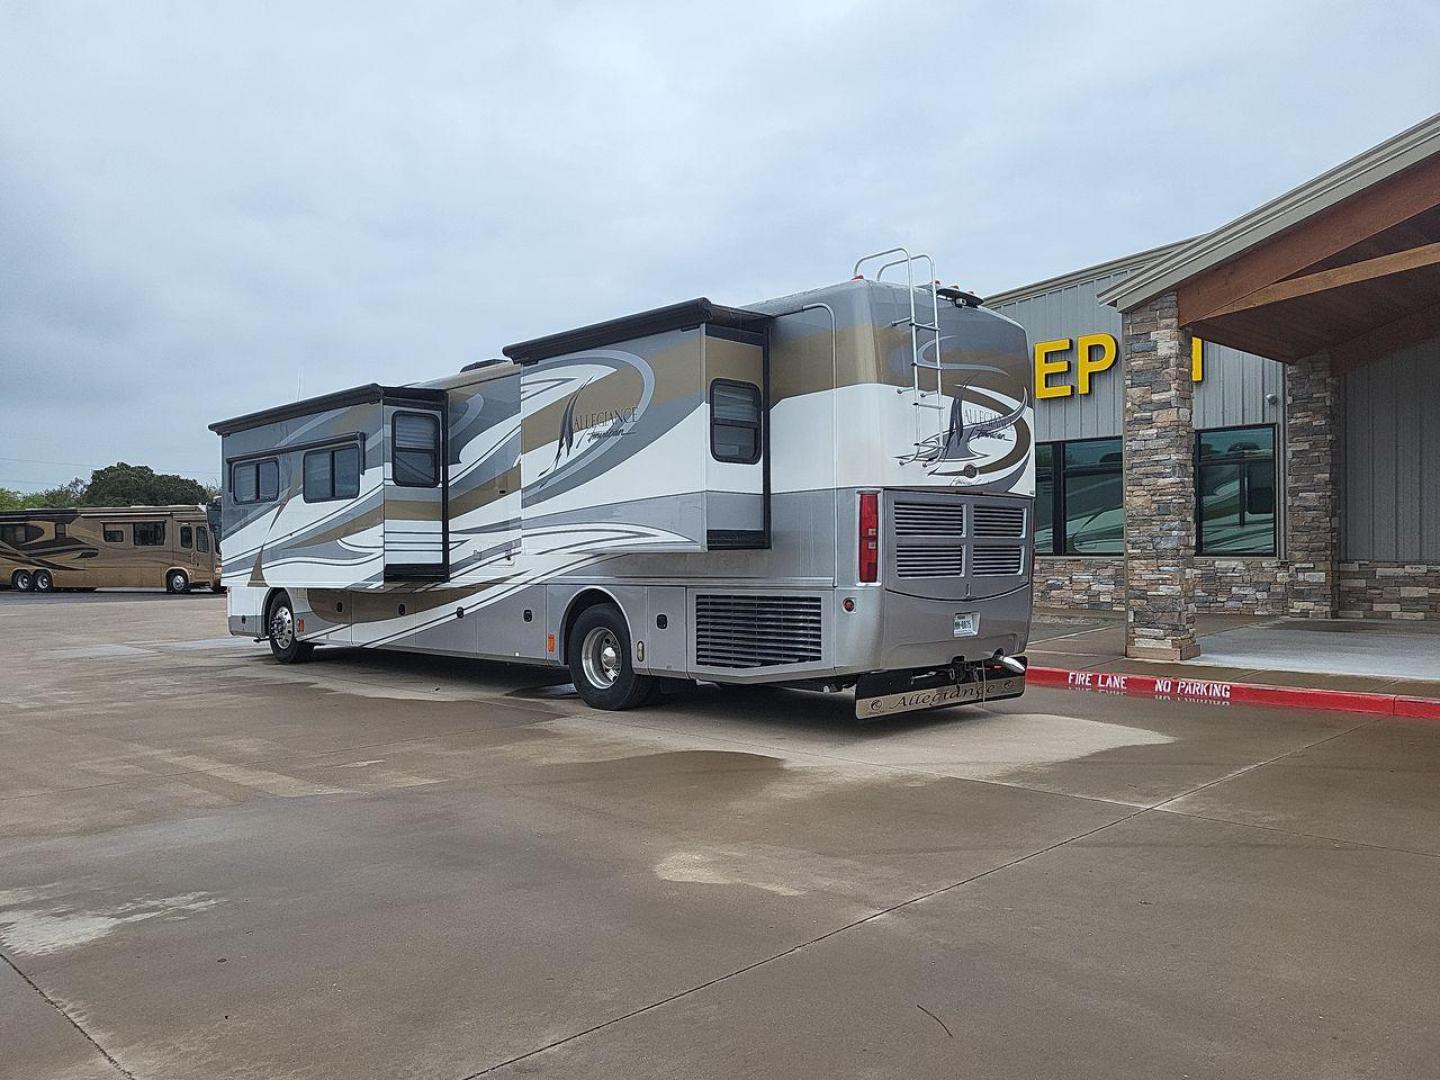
[210,581,226,594]
[267,592,315,664]
[32,570,53,593]
[567,603,654,710]
[165,569,190,594]
[12,569,34,591]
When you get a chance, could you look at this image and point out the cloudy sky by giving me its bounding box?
[2,1,1438,492]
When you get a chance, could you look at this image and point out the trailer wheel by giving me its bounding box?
[12,569,35,591]
[267,592,314,664]
[33,570,54,593]
[567,603,655,710]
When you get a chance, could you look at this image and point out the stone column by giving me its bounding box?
[1122,291,1199,660]
[1285,352,1342,618]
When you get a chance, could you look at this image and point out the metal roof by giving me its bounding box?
[1097,110,1440,312]
[983,239,1192,307]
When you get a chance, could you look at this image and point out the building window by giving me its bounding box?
[133,521,166,546]
[392,413,440,487]
[1035,444,1055,554]
[1034,437,1124,555]
[180,525,193,549]
[1197,426,1276,555]
[104,524,125,543]
[304,445,361,502]
[710,380,762,464]
[231,458,280,504]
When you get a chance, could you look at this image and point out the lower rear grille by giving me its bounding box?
[695,594,823,669]
[971,546,1024,576]
[896,546,965,578]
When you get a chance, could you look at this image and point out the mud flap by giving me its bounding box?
[854,663,1026,719]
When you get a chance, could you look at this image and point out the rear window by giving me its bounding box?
[0,523,42,546]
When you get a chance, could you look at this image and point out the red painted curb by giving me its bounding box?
[1027,665,1440,720]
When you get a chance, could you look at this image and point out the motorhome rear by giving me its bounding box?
[0,505,221,593]
[211,252,1036,716]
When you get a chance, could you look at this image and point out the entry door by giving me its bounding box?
[384,405,448,580]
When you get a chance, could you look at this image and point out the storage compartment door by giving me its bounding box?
[704,327,767,548]
[384,405,447,579]
[520,327,707,554]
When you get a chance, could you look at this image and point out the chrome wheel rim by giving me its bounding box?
[35,573,50,591]
[15,571,32,590]
[271,605,295,650]
[580,627,622,689]
[170,572,186,592]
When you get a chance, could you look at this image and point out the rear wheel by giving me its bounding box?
[32,570,53,593]
[166,569,190,594]
[12,569,34,591]
[567,603,654,710]
[267,592,314,664]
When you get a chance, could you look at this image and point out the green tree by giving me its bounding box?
[82,463,209,507]
[0,487,26,511]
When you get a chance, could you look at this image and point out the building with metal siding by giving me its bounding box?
[989,247,1291,614]
[983,110,1440,648]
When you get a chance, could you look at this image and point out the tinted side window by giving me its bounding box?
[196,526,210,553]
[180,525,193,549]
[104,524,125,543]
[710,380,762,464]
[232,459,280,504]
[133,522,166,546]
[392,413,440,487]
[303,445,361,502]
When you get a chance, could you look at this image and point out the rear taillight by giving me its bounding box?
[858,492,879,583]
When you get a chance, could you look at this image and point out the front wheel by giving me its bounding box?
[12,569,34,591]
[267,593,314,663]
[567,604,655,710]
[33,570,53,593]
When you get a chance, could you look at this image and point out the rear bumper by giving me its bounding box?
[854,661,1026,718]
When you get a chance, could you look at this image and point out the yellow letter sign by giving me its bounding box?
[1034,338,1073,399]
[1076,333,1116,395]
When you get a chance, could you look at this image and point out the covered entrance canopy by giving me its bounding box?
[1096,112,1440,661]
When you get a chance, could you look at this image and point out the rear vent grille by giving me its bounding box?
[893,502,966,537]
[896,546,965,578]
[971,546,1024,577]
[972,504,1026,538]
[695,594,823,669]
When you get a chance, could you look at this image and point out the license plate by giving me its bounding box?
[856,674,1025,719]
[953,612,979,637]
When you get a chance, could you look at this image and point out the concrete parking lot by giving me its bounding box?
[3,592,1439,1079]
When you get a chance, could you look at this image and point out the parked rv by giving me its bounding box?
[211,250,1035,716]
[0,504,222,593]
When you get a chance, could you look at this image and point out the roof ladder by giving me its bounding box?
[852,247,946,455]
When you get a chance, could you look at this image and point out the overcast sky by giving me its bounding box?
[2,1,1437,491]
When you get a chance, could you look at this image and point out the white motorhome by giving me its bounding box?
[211,251,1035,716]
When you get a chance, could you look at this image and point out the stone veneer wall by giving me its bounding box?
[1284,352,1342,617]
[1036,556,1291,614]
[1121,292,1199,659]
[1034,557,1123,610]
[1337,562,1440,620]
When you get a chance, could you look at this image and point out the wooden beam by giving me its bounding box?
[1204,242,1440,318]
[1331,301,1440,373]
[1178,153,1440,326]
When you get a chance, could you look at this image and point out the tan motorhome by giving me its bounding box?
[0,505,222,594]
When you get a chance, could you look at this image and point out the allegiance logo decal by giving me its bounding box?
[896,345,1032,486]
[534,350,653,490]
